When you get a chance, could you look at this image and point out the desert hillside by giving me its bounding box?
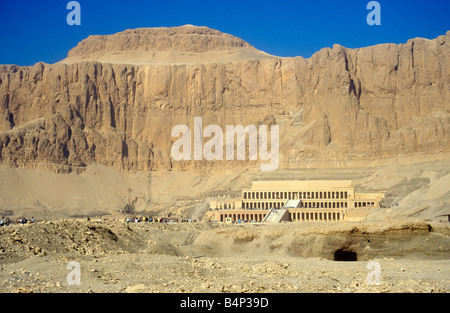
[0,25,449,220]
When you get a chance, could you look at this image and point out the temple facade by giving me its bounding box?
[208,180,384,223]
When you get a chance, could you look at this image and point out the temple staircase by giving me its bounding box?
[262,207,289,223]
[262,199,301,223]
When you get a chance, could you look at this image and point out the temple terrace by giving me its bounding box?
[206,180,384,223]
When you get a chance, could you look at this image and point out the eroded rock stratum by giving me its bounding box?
[1,26,448,173]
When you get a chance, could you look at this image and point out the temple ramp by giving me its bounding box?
[262,207,290,223]
[262,199,301,223]
[270,208,290,223]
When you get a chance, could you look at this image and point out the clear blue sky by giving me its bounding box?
[1,0,449,66]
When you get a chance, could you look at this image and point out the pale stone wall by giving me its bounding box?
[209,209,269,223]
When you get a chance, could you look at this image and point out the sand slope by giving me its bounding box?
[1,158,449,222]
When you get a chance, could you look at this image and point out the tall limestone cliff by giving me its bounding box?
[0,25,449,173]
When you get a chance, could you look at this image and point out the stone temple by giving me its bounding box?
[207,180,384,223]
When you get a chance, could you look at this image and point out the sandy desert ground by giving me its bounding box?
[0,218,448,293]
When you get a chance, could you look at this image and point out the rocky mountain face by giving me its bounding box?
[66,25,262,57]
[0,26,449,174]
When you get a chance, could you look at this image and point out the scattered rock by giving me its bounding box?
[125,283,147,293]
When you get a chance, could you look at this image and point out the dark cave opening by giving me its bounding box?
[9,113,15,128]
[333,248,357,261]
